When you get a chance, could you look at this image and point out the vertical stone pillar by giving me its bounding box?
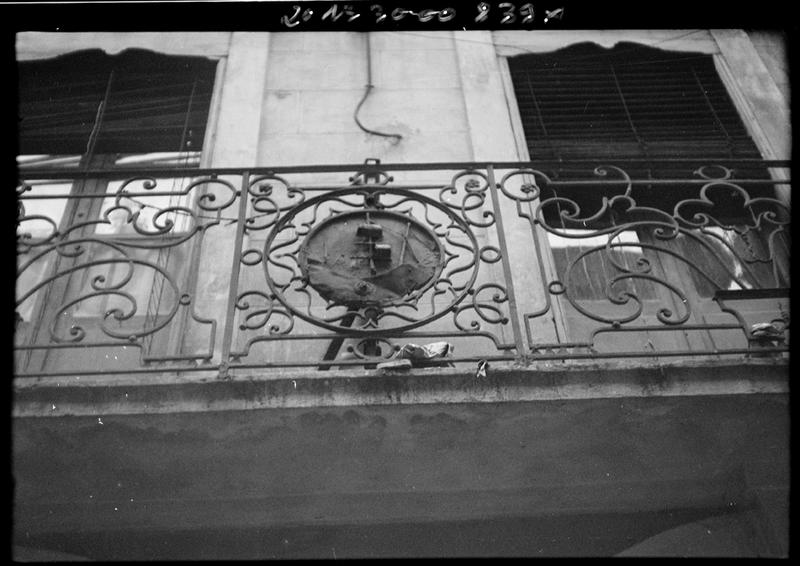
[711,30,791,205]
[185,33,271,365]
[454,31,561,350]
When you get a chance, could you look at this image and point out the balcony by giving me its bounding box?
[13,158,791,558]
[16,159,790,380]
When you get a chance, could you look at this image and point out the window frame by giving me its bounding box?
[16,50,223,374]
[498,36,790,353]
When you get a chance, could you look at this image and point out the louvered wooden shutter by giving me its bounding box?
[509,42,773,220]
[18,49,216,156]
[508,42,763,165]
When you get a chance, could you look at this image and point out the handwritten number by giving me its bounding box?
[499,2,516,24]
[417,9,437,22]
[371,4,387,23]
[281,5,302,28]
[520,3,535,23]
[438,7,456,22]
[388,7,455,22]
[475,2,490,23]
[281,4,313,27]
[285,3,464,27]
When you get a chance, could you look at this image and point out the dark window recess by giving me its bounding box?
[510,42,788,303]
[509,42,774,211]
[18,49,217,156]
[509,42,763,164]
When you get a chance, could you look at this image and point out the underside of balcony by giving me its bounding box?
[13,367,789,558]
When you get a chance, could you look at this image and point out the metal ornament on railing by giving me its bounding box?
[297,209,445,306]
[261,184,482,334]
[498,162,790,358]
[15,174,232,373]
[224,162,519,368]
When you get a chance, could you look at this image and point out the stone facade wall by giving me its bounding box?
[14,30,791,365]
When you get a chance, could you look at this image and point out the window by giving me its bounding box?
[508,41,762,163]
[509,42,789,352]
[18,48,214,160]
[16,49,217,373]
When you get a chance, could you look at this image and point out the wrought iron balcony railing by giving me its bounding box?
[16,159,790,378]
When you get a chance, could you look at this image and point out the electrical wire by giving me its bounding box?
[354,33,403,143]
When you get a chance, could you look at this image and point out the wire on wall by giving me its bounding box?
[353,33,403,144]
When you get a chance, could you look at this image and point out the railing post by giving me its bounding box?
[218,170,250,379]
[486,164,526,361]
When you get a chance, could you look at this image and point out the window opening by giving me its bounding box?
[16,49,217,372]
[509,41,788,351]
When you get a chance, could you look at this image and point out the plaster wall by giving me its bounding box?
[747,31,790,104]
[13,392,789,558]
[257,32,472,168]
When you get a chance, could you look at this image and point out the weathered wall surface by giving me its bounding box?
[711,29,791,162]
[257,31,472,166]
[13,392,789,558]
[747,31,790,104]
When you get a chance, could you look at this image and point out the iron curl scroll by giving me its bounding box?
[260,185,486,335]
[499,161,790,352]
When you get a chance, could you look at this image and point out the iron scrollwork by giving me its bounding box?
[15,160,790,376]
[230,166,517,366]
[499,162,790,356]
[15,174,233,373]
[262,185,482,333]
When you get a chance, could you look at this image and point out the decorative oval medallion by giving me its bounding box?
[298,209,444,307]
[262,187,481,334]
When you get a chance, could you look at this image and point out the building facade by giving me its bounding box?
[14,30,789,558]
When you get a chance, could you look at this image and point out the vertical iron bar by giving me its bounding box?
[218,171,250,379]
[157,75,201,361]
[486,164,526,359]
[174,215,213,362]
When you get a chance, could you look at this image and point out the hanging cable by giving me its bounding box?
[83,69,114,169]
[354,33,403,144]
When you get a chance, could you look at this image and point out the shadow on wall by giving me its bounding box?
[13,507,772,560]
[616,511,770,557]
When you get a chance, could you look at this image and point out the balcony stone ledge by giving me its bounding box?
[13,357,789,417]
